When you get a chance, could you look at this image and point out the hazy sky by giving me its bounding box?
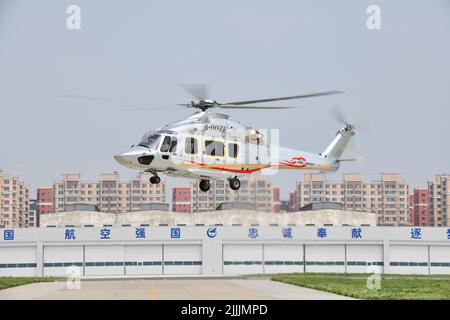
[1,0,449,199]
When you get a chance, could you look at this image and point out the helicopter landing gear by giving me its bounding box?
[229,177,241,191]
[199,179,210,192]
[149,175,161,184]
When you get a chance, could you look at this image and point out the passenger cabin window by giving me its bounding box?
[160,136,172,152]
[228,143,239,158]
[185,137,198,154]
[205,140,224,157]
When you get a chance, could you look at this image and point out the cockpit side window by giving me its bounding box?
[160,136,172,152]
[169,137,177,153]
[138,134,161,150]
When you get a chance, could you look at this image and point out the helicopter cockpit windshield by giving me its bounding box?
[138,133,161,150]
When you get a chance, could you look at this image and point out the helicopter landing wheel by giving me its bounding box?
[199,179,210,192]
[150,175,161,184]
[229,177,241,191]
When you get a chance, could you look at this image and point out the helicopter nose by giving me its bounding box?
[114,147,154,167]
[114,153,131,166]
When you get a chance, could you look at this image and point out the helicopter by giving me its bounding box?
[114,86,359,192]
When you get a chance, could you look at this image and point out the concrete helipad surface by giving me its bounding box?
[0,279,353,300]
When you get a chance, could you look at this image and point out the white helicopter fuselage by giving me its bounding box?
[114,111,355,183]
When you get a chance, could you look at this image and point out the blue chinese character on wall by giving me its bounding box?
[135,227,146,239]
[248,228,259,239]
[351,228,362,239]
[100,228,111,240]
[3,230,14,241]
[447,229,450,240]
[282,227,293,239]
[171,228,180,239]
[65,228,76,240]
[410,228,422,240]
[317,227,327,238]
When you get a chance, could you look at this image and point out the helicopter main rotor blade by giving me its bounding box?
[222,90,343,106]
[59,94,128,103]
[217,104,303,109]
[179,84,210,100]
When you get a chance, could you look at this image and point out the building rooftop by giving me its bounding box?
[40,208,377,228]
[300,202,343,211]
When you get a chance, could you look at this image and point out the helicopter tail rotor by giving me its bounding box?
[326,101,372,134]
[324,101,372,166]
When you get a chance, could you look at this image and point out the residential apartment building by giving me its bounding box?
[172,187,192,212]
[0,169,30,228]
[37,187,53,215]
[193,175,279,213]
[272,186,281,212]
[53,172,166,213]
[409,188,430,226]
[288,191,297,212]
[173,174,280,213]
[29,199,38,228]
[428,174,450,226]
[293,173,410,226]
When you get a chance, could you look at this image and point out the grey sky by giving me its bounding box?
[1,0,449,199]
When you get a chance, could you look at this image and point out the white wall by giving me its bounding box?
[430,246,450,275]
[389,245,429,275]
[43,245,83,277]
[125,245,163,275]
[223,244,263,275]
[0,246,36,277]
[84,245,125,276]
[263,244,303,274]
[305,244,346,273]
[346,244,383,273]
[163,244,202,275]
[2,227,450,277]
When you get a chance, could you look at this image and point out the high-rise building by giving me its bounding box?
[176,174,279,213]
[37,187,53,215]
[52,172,166,213]
[428,174,450,227]
[0,169,30,228]
[409,188,430,226]
[288,191,297,212]
[294,173,410,226]
[29,199,38,228]
[272,186,281,213]
[172,187,191,212]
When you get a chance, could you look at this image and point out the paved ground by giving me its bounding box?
[0,279,353,300]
